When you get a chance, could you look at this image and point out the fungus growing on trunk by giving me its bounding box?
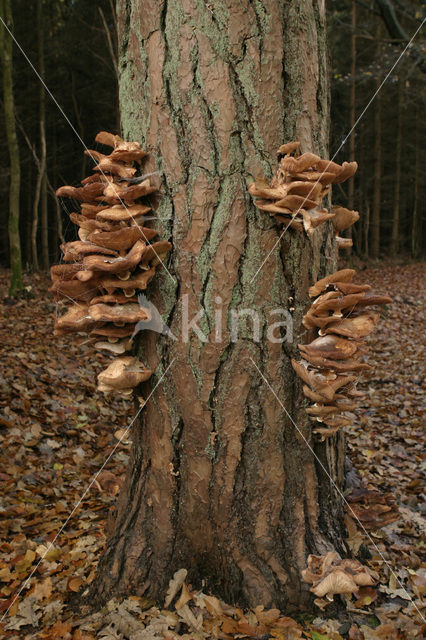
[248,142,359,238]
[51,132,171,396]
[292,268,392,440]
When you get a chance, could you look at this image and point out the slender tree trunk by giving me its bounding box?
[371,21,382,260]
[411,105,420,258]
[364,199,370,260]
[0,0,23,296]
[92,0,345,611]
[346,0,356,253]
[71,71,87,178]
[38,0,49,270]
[31,0,47,271]
[390,76,402,255]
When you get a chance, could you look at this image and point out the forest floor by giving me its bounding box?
[0,261,424,639]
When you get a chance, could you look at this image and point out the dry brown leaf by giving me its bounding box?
[164,568,188,608]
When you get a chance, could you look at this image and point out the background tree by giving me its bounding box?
[0,0,23,296]
[90,0,347,611]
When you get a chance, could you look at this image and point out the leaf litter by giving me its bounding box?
[0,263,424,639]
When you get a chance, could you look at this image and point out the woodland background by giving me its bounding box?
[0,0,425,272]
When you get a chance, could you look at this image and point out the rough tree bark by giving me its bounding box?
[92,0,346,611]
[0,0,23,296]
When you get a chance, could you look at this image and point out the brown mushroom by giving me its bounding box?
[332,206,360,233]
[97,356,152,391]
[95,131,123,148]
[94,339,132,355]
[61,241,118,263]
[101,179,157,204]
[49,279,99,303]
[89,302,149,324]
[291,359,356,401]
[87,225,157,251]
[91,325,135,339]
[309,269,355,297]
[299,335,360,360]
[56,182,105,202]
[83,239,146,273]
[140,241,172,268]
[54,304,98,335]
[98,267,157,294]
[277,141,300,155]
[299,352,372,372]
[321,312,379,338]
[80,203,110,218]
[50,264,82,280]
[96,204,151,223]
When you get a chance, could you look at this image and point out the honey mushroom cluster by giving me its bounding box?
[50,131,171,397]
[248,141,360,246]
[291,268,392,440]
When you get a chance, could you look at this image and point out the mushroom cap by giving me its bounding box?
[61,240,118,262]
[49,279,98,303]
[321,312,379,338]
[140,241,172,267]
[91,325,135,338]
[56,182,105,202]
[332,206,360,233]
[336,236,353,249]
[94,339,132,355]
[54,304,98,335]
[87,225,157,251]
[89,294,139,305]
[95,131,123,148]
[291,359,356,401]
[300,352,372,372]
[280,152,321,174]
[83,239,146,273]
[98,267,156,294]
[306,404,340,417]
[313,292,366,315]
[299,335,359,360]
[334,282,371,295]
[101,179,157,204]
[89,302,150,324]
[97,356,152,390]
[277,141,300,155]
[350,294,393,310]
[253,199,294,215]
[50,263,82,281]
[248,182,287,200]
[275,194,319,211]
[309,269,356,297]
[80,203,110,218]
[69,212,110,232]
[96,204,151,222]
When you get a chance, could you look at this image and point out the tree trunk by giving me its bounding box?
[390,75,402,255]
[38,0,49,270]
[0,0,23,296]
[31,0,47,271]
[92,0,345,611]
[411,104,420,258]
[370,21,382,260]
[345,0,356,253]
